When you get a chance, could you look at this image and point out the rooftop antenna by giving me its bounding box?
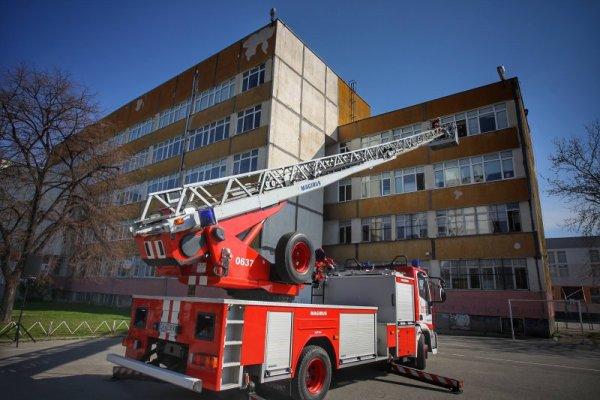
[270,8,276,22]
[497,65,506,81]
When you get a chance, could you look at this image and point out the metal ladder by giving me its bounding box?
[136,124,455,227]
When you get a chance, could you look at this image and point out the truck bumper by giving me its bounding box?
[107,353,202,393]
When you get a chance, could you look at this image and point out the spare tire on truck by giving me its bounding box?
[275,232,314,284]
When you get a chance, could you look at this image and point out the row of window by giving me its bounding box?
[547,249,600,278]
[338,202,522,244]
[115,149,260,206]
[441,258,528,290]
[353,103,508,153]
[119,104,261,174]
[339,151,515,202]
[113,64,265,146]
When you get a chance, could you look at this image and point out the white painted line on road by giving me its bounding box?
[450,353,600,373]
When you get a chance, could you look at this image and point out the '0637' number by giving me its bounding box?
[235,256,254,267]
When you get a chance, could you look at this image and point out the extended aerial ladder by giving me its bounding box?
[131,125,456,299]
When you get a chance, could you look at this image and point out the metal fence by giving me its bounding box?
[0,320,129,337]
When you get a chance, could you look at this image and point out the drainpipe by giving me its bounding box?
[178,68,200,185]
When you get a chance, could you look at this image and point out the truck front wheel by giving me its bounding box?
[292,345,332,400]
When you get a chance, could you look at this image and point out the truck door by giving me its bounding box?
[417,272,432,325]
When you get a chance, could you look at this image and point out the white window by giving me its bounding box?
[128,118,154,142]
[242,64,265,92]
[147,172,179,194]
[236,105,261,134]
[115,183,145,206]
[152,136,183,163]
[233,149,259,174]
[437,203,521,237]
[187,117,230,151]
[158,100,191,129]
[184,158,227,184]
[361,216,392,242]
[464,103,508,135]
[434,151,514,188]
[394,167,425,193]
[338,179,352,202]
[339,220,352,244]
[441,258,528,290]
[121,148,149,173]
[396,213,428,239]
[392,123,421,139]
[193,78,235,113]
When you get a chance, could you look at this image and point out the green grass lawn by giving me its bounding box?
[0,301,131,341]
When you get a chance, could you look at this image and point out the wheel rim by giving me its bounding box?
[305,358,326,394]
[292,241,310,273]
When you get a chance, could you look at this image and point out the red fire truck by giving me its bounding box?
[107,126,462,399]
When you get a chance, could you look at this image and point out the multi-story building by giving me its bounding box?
[546,237,600,320]
[52,20,552,336]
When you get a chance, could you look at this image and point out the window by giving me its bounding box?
[548,250,568,278]
[242,64,265,92]
[339,220,352,244]
[115,183,145,205]
[441,258,528,290]
[193,78,235,113]
[361,131,390,148]
[437,203,521,237]
[187,117,230,151]
[396,213,428,239]
[590,249,600,262]
[233,149,259,174]
[147,173,179,194]
[395,167,425,194]
[361,216,392,242]
[338,179,352,202]
[434,151,514,188]
[128,118,154,142]
[381,172,392,196]
[392,123,421,139]
[236,105,261,134]
[184,159,227,184]
[464,103,508,136]
[152,136,183,163]
[339,142,350,153]
[159,100,191,129]
[195,313,216,340]
[121,148,149,173]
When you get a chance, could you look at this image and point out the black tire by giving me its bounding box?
[275,232,314,284]
[292,346,332,400]
[414,334,427,370]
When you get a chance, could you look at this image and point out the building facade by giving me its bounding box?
[51,20,552,335]
[546,237,600,320]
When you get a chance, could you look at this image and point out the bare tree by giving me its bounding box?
[546,121,600,236]
[0,65,128,322]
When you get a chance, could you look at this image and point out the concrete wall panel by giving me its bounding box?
[431,179,530,209]
[270,100,301,158]
[326,67,338,105]
[303,48,326,92]
[302,83,325,130]
[273,59,302,114]
[434,233,535,259]
[274,22,304,74]
[299,120,325,160]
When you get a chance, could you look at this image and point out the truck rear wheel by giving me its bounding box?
[292,345,332,400]
[275,232,314,284]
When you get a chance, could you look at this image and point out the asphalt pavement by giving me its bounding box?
[1,334,599,399]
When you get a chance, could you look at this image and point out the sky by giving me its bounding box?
[1,0,598,238]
